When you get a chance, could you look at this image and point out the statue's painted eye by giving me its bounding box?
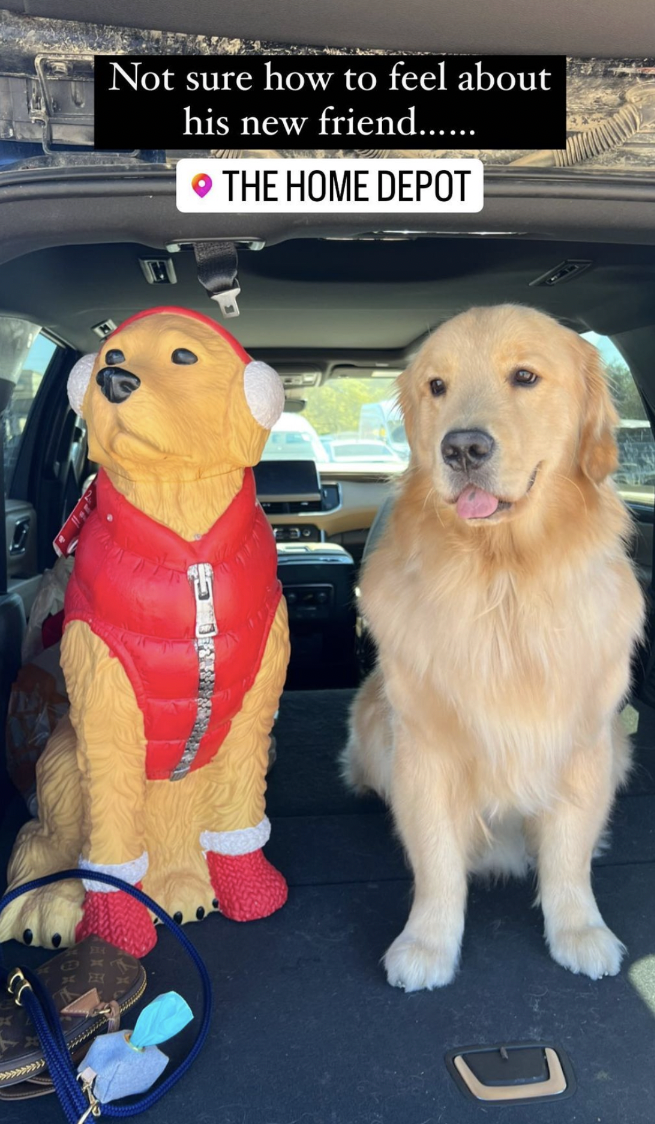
[172,348,198,365]
[105,349,125,365]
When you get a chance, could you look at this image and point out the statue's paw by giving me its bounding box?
[0,881,84,949]
[143,868,216,926]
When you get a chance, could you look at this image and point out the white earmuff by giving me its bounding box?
[67,353,98,417]
[243,360,285,430]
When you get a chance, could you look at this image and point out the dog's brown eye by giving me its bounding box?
[172,348,198,365]
[429,378,446,397]
[512,369,539,387]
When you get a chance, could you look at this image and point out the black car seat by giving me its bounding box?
[361,491,395,565]
[355,491,395,674]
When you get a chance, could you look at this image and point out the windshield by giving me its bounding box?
[261,377,409,471]
[262,342,655,493]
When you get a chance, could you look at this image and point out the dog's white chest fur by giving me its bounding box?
[367,547,637,815]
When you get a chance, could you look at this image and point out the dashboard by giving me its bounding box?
[253,458,393,556]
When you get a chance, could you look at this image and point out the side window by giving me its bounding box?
[582,331,655,506]
[1,319,59,491]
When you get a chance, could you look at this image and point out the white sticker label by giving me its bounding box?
[176,157,483,214]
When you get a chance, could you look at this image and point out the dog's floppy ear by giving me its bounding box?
[577,337,619,484]
[67,353,98,418]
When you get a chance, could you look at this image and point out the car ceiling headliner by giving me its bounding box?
[5,0,655,57]
[1,238,654,355]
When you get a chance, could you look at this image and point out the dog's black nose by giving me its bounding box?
[441,429,495,471]
[96,367,141,404]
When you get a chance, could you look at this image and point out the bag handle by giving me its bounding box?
[0,869,212,1123]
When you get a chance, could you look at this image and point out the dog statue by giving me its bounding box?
[0,307,291,955]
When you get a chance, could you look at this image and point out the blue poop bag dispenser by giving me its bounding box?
[79,991,193,1103]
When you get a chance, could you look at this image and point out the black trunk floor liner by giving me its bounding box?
[2,690,655,1124]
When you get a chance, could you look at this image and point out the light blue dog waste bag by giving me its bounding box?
[79,991,193,1104]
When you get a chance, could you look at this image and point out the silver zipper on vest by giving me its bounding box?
[170,563,217,782]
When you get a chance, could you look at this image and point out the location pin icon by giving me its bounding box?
[192,173,213,199]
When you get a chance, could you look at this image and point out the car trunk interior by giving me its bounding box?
[2,189,655,1122]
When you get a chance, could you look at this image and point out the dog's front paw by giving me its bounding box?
[384,930,460,992]
[548,924,625,980]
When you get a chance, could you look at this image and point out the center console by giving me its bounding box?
[254,457,341,545]
[276,542,355,628]
[253,459,355,641]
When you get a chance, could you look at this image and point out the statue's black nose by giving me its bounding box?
[96,367,141,404]
[441,429,495,471]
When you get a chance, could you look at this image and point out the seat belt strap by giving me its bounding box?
[193,241,240,318]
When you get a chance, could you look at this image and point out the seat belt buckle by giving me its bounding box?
[211,286,241,318]
[193,241,241,317]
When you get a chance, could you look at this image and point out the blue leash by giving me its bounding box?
[0,870,213,1122]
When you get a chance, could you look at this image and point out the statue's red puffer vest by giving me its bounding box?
[64,467,281,781]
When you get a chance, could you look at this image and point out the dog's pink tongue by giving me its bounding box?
[456,486,499,520]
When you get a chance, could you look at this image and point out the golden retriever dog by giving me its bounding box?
[343,304,645,991]
[0,308,290,954]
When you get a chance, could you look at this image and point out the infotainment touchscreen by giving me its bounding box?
[253,459,322,503]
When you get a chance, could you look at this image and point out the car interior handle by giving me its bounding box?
[9,516,31,556]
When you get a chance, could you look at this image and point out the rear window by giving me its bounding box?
[0,54,654,177]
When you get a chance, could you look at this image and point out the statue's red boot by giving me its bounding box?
[206,849,288,921]
[75,884,157,956]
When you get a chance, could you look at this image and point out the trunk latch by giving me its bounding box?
[446,1042,576,1105]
